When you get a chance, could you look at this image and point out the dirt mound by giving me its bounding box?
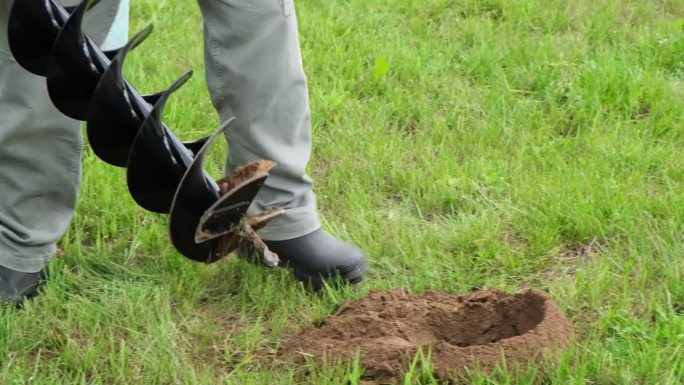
[278,288,574,382]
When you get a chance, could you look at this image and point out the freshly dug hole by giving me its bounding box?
[278,288,574,382]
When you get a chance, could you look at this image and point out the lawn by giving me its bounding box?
[1,0,683,384]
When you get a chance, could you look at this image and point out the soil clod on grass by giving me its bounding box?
[278,288,574,382]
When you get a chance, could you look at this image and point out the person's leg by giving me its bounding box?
[197,0,366,288]
[0,0,128,303]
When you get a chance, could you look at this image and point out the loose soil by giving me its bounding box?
[278,288,574,383]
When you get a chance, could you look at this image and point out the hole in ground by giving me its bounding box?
[278,288,572,383]
[427,290,546,347]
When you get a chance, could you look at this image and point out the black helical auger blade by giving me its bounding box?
[46,0,110,120]
[7,0,68,75]
[169,119,247,263]
[86,26,155,167]
[126,71,200,214]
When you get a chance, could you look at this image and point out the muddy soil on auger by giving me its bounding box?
[278,288,574,383]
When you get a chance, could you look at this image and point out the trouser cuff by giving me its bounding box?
[254,205,321,241]
[0,244,52,273]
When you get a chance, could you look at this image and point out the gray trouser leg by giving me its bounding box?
[197,0,321,241]
[0,0,127,273]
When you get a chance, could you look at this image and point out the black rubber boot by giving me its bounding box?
[264,229,367,289]
[0,265,45,306]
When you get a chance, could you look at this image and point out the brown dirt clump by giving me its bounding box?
[217,159,276,195]
[278,288,574,382]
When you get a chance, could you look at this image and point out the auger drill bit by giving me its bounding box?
[8,0,218,192]
[7,0,283,264]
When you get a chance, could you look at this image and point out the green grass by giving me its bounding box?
[2,0,684,383]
